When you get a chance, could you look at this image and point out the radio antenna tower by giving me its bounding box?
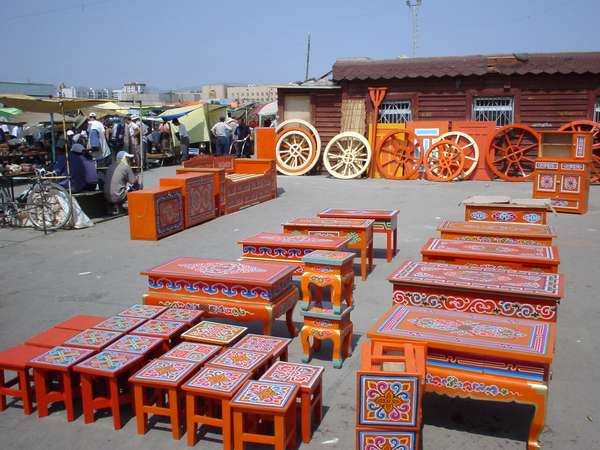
[406,0,422,57]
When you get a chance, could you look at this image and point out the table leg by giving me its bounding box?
[109,378,122,430]
[332,333,343,369]
[386,230,392,262]
[133,384,147,435]
[62,372,75,422]
[168,388,182,440]
[80,374,94,424]
[33,369,48,417]
[300,392,311,443]
[274,413,285,450]
[0,369,6,411]
[233,410,244,450]
[360,246,367,281]
[393,228,398,257]
[186,394,197,446]
[527,385,548,450]
[300,327,311,363]
[18,369,33,415]
[285,307,297,337]
[368,240,373,273]
[222,400,232,450]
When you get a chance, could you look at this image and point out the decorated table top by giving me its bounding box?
[302,250,355,266]
[389,260,563,300]
[105,334,164,355]
[182,367,251,397]
[318,208,399,220]
[117,304,168,320]
[437,221,556,238]
[130,319,187,339]
[421,238,560,265]
[239,232,351,250]
[129,358,200,387]
[282,217,375,230]
[260,361,324,391]
[206,348,271,372]
[232,334,291,356]
[368,305,555,365]
[181,321,247,345]
[142,257,296,288]
[29,345,96,371]
[231,380,299,412]
[93,315,148,333]
[162,342,221,364]
[63,329,123,350]
[156,308,204,324]
[74,350,143,376]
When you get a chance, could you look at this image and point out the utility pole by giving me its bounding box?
[406,0,422,57]
[305,32,311,81]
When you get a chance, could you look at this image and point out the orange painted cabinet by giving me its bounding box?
[128,187,184,240]
[159,173,215,228]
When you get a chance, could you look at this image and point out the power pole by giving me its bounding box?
[305,32,311,81]
[406,0,422,57]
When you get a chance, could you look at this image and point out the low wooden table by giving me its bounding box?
[464,198,551,225]
[239,232,350,275]
[141,258,298,336]
[318,208,399,262]
[282,218,374,280]
[390,260,563,322]
[421,238,560,273]
[438,220,556,246]
[368,305,555,450]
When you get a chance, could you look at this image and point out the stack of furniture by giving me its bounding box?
[159,173,215,228]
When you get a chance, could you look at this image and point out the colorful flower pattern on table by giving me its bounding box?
[30,346,95,368]
[426,373,521,397]
[357,430,416,450]
[131,319,185,337]
[469,211,488,221]
[181,321,247,345]
[75,350,142,373]
[425,238,555,260]
[261,361,323,389]
[118,304,167,319]
[105,334,163,355]
[178,261,266,275]
[408,317,525,339]
[207,348,269,372]
[93,315,147,332]
[359,374,418,427]
[233,334,291,356]
[523,213,542,223]
[157,308,203,323]
[438,220,554,236]
[185,367,249,394]
[491,211,517,222]
[232,380,297,409]
[130,359,197,384]
[63,329,122,349]
[162,342,220,364]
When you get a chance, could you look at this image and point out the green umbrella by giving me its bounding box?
[0,107,22,118]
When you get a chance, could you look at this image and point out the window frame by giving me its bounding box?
[472,96,514,126]
[378,100,412,124]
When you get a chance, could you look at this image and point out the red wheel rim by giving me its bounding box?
[558,120,600,184]
[424,140,465,182]
[376,129,422,180]
[486,125,540,181]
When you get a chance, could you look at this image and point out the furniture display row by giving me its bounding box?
[463,195,552,225]
[438,220,556,246]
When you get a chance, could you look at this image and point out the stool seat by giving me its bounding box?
[63,329,123,351]
[206,348,271,377]
[117,304,168,320]
[156,308,205,326]
[0,344,48,369]
[93,315,148,333]
[181,321,248,346]
[25,327,81,349]
[130,319,188,351]
[161,342,220,364]
[105,334,164,356]
[232,334,291,363]
[55,315,107,331]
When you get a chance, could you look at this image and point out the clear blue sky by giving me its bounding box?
[2,0,598,89]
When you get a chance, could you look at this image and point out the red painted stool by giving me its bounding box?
[55,315,106,331]
[156,308,205,327]
[180,321,248,346]
[105,334,164,359]
[161,342,221,365]
[73,350,144,429]
[63,329,123,351]
[25,327,80,349]
[0,344,48,415]
[130,319,189,352]
[231,380,299,450]
[129,358,200,440]
[182,367,251,448]
[93,315,148,333]
[232,334,292,365]
[260,361,324,443]
[29,345,95,421]
[117,304,167,320]
[205,348,271,379]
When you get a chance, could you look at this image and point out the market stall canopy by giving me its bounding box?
[160,104,227,144]
[159,104,203,121]
[0,94,105,113]
[258,101,277,116]
[0,107,22,118]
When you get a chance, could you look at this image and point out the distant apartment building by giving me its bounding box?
[227,85,277,103]
[123,82,146,94]
[201,84,228,100]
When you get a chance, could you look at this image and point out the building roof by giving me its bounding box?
[332,52,600,81]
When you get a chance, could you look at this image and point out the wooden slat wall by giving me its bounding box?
[417,93,467,120]
[519,90,590,127]
[312,92,342,148]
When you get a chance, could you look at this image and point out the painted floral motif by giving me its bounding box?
[156,191,183,237]
[131,359,197,383]
[148,278,272,301]
[522,213,542,224]
[177,262,266,275]
[31,346,94,367]
[234,334,290,355]
[537,174,556,191]
[132,319,184,337]
[491,211,517,222]
[242,245,313,259]
[469,211,488,221]
[106,335,163,354]
[408,317,525,339]
[232,380,297,408]
[561,175,580,193]
[181,321,247,344]
[207,304,252,317]
[359,374,418,426]
[208,348,269,371]
[162,342,220,363]
[118,304,166,319]
[261,361,323,388]
[185,367,249,393]
[158,308,203,323]
[94,315,147,332]
[64,329,122,349]
[358,430,415,450]
[426,373,521,397]
[75,350,141,372]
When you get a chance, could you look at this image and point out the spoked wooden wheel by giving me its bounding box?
[487,125,540,181]
[376,129,422,180]
[323,132,372,179]
[438,131,479,179]
[558,120,600,183]
[424,139,465,182]
[275,128,318,175]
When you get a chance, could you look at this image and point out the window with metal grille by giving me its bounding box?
[472,96,514,126]
[594,98,600,122]
[378,100,412,124]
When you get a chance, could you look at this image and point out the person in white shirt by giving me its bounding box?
[87,112,111,166]
[210,117,232,156]
[172,118,189,161]
[129,115,141,166]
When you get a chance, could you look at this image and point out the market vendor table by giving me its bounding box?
[421,238,560,273]
[463,197,551,225]
[437,220,556,246]
[239,232,350,275]
[141,258,298,336]
[282,217,374,280]
[368,305,555,450]
[318,208,399,262]
[390,260,563,322]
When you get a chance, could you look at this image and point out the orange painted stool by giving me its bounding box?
[104,334,164,359]
[93,315,148,333]
[260,361,324,443]
[117,304,168,320]
[231,380,299,450]
[25,327,80,349]
[300,250,355,314]
[181,321,248,346]
[0,344,48,415]
[232,334,292,364]
[182,367,251,448]
[130,319,189,352]
[205,348,271,379]
[29,345,95,421]
[155,308,205,327]
[161,341,221,365]
[129,358,200,440]
[301,305,353,369]
[63,328,123,351]
[55,315,107,331]
[73,350,144,429]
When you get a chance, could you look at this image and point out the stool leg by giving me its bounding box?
[186,394,196,446]
[332,333,343,369]
[222,399,232,450]
[300,393,311,443]
[34,369,48,417]
[80,374,94,424]
[281,347,288,362]
[62,372,75,422]
[300,327,311,363]
[233,410,243,450]
[109,378,122,430]
[288,405,297,450]
[274,414,285,450]
[312,337,321,353]
[314,383,323,425]
[0,369,6,411]
[345,276,354,309]
[168,388,182,440]
[331,279,342,314]
[133,384,147,435]
[18,369,33,415]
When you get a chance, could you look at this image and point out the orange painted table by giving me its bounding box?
[141,258,298,336]
[318,208,399,262]
[390,260,563,322]
[437,220,556,246]
[239,232,350,275]
[159,173,215,228]
[368,305,555,450]
[464,200,550,225]
[421,238,560,273]
[282,217,374,280]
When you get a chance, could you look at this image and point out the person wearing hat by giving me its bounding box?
[103,150,139,211]
[87,112,111,167]
[53,140,98,193]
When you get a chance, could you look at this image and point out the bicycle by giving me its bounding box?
[229,135,252,158]
[0,168,73,231]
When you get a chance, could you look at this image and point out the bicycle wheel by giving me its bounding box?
[26,182,73,231]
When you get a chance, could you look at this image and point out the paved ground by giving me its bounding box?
[1,167,599,450]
